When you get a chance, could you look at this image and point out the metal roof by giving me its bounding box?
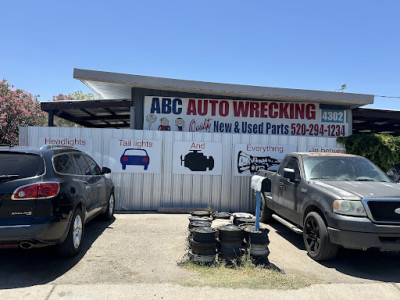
[73,68,374,108]
[41,99,132,128]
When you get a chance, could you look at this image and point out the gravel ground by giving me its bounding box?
[0,213,399,291]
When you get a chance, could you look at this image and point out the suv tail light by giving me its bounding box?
[12,182,59,200]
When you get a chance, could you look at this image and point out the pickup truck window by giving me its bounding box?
[303,156,390,182]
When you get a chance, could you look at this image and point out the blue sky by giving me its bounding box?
[1,1,399,109]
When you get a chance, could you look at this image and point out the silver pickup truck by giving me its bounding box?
[257,152,400,260]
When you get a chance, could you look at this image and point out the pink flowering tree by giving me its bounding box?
[0,79,46,145]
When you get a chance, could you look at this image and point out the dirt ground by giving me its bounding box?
[0,213,399,290]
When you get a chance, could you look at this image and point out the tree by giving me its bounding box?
[52,91,98,127]
[337,134,400,171]
[0,79,46,145]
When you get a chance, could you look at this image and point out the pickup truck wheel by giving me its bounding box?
[303,212,338,261]
[260,193,273,223]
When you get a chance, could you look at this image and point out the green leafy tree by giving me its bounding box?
[337,134,400,171]
[52,91,98,127]
[0,79,46,145]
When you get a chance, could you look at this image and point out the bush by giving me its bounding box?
[337,134,400,171]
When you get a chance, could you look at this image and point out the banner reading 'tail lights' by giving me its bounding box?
[143,96,349,137]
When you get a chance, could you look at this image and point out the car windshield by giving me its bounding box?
[123,149,147,156]
[0,153,45,179]
[303,155,391,182]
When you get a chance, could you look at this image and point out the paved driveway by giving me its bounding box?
[0,213,399,299]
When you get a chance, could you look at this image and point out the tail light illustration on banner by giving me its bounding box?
[180,150,214,172]
[120,148,150,170]
[237,151,280,174]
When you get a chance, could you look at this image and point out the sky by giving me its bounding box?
[1,0,400,110]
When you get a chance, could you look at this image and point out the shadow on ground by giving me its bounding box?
[0,217,115,289]
[268,221,400,283]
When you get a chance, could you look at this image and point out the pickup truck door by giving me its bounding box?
[276,156,304,224]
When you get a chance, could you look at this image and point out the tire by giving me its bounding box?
[102,192,115,220]
[303,211,338,261]
[259,193,273,223]
[57,208,84,257]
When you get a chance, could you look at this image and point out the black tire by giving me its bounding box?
[259,193,273,223]
[57,208,84,257]
[303,211,338,261]
[102,192,115,220]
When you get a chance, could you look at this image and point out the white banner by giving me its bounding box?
[308,146,346,153]
[143,96,349,137]
[108,139,161,173]
[173,141,222,175]
[39,137,92,154]
[234,144,296,176]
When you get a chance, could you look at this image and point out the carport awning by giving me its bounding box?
[40,99,132,128]
[352,108,400,136]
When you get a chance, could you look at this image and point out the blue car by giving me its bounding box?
[120,148,150,170]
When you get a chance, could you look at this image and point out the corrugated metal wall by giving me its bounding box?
[19,126,343,212]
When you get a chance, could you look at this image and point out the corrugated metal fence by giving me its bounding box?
[19,126,343,212]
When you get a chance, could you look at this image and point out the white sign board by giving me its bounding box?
[234,144,296,176]
[173,141,222,175]
[143,96,349,137]
[108,139,161,173]
[39,137,92,154]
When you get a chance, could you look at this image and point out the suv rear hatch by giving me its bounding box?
[0,152,45,225]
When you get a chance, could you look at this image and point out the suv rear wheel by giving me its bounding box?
[303,211,338,261]
[102,192,115,220]
[57,208,84,257]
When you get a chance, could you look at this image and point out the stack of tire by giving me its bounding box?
[187,212,216,263]
[212,212,231,220]
[242,225,270,266]
[188,216,212,229]
[217,225,244,262]
[232,213,254,226]
[189,227,218,264]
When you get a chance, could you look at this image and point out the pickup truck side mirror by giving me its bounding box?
[283,168,300,183]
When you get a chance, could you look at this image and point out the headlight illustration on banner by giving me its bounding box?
[120,148,150,170]
[180,150,214,172]
[237,151,279,174]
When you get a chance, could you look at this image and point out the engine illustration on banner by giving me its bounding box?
[108,139,161,173]
[237,151,279,174]
[173,141,222,175]
[234,144,296,176]
[181,150,214,172]
[120,148,150,170]
[143,96,350,137]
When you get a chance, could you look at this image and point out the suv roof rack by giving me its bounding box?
[40,145,78,150]
[0,144,14,147]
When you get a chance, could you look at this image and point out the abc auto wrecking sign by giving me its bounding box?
[143,96,349,137]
